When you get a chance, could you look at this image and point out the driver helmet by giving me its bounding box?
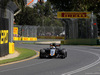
[52,43,56,46]
[52,46,55,49]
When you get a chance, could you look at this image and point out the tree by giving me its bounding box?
[44,1,52,17]
[48,0,100,36]
[15,7,37,25]
[0,0,25,10]
[48,0,74,11]
[48,0,100,12]
[15,1,63,26]
[13,0,25,12]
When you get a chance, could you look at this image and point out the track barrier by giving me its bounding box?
[13,37,37,41]
[9,42,15,54]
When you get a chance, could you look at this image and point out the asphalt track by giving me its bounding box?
[0,43,100,75]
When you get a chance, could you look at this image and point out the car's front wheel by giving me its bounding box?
[40,49,45,58]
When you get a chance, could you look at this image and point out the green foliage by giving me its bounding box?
[44,1,52,17]
[0,0,25,11]
[0,0,10,9]
[48,0,100,12]
[15,1,63,26]
[61,39,97,45]
[48,0,74,11]
[72,0,100,12]
[13,0,25,12]
[15,7,36,25]
[48,0,100,35]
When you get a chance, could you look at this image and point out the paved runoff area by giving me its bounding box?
[0,51,19,60]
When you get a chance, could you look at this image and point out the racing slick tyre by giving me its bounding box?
[61,50,67,59]
[40,49,45,58]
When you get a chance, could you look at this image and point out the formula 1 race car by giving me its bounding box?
[39,43,67,59]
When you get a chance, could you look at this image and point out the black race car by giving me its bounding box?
[40,43,67,59]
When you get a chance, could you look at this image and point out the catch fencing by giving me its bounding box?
[37,26,64,36]
[37,26,65,39]
[14,25,37,37]
[13,25,65,41]
[13,25,37,41]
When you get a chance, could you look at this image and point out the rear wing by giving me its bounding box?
[50,43,61,47]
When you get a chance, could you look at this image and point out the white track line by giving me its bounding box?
[0,59,53,73]
[62,49,100,75]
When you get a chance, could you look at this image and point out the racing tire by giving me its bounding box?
[61,50,67,59]
[61,55,65,59]
[65,51,67,57]
[40,49,45,58]
[40,53,44,58]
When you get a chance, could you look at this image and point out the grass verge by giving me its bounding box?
[0,47,36,64]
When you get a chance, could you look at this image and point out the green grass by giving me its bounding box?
[0,47,36,64]
[61,39,97,45]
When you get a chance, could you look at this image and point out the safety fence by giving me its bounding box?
[13,25,65,41]
[13,25,37,41]
[37,26,65,36]
[37,26,65,39]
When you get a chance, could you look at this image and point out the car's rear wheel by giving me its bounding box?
[65,51,67,57]
[61,50,67,59]
[61,56,65,59]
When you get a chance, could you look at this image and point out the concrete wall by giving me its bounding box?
[0,0,18,57]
